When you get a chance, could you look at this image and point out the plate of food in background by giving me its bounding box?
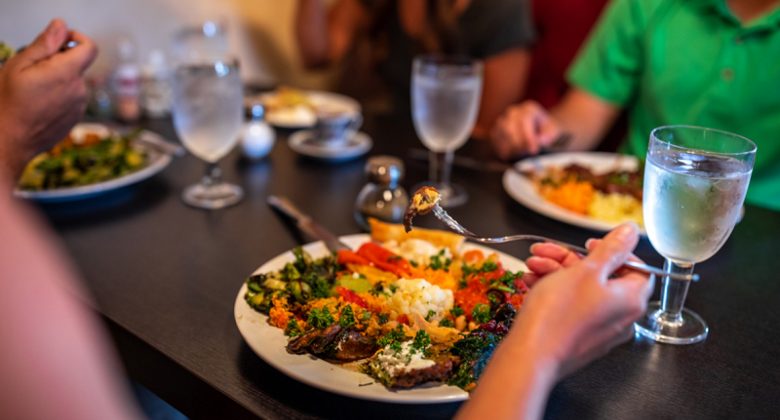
[15,123,174,202]
[245,86,361,129]
[234,219,528,403]
[502,152,645,233]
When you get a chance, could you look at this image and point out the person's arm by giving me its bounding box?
[489,89,620,159]
[0,165,140,420]
[472,48,531,140]
[0,19,97,180]
[457,223,652,419]
[295,0,369,69]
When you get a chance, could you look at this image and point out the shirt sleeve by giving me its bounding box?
[567,0,650,105]
[465,0,536,58]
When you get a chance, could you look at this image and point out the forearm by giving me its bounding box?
[549,88,620,151]
[473,49,530,140]
[456,333,559,420]
[296,0,331,68]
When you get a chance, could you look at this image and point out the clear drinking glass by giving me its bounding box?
[411,55,483,208]
[172,22,244,209]
[635,125,756,344]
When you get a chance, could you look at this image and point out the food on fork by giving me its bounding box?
[404,186,442,232]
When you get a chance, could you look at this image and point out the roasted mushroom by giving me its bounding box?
[404,186,441,232]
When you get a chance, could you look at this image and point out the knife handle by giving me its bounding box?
[267,195,309,222]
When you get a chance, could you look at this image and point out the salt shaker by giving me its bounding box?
[354,156,409,230]
[241,105,275,160]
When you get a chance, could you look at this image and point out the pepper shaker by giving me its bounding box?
[354,156,409,230]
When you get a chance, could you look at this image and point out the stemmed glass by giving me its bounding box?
[171,22,244,209]
[635,125,756,344]
[411,55,483,208]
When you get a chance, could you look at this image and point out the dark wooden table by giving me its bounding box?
[38,111,780,419]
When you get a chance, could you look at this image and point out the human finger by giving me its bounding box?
[585,238,644,277]
[530,242,581,266]
[525,256,563,276]
[537,117,562,149]
[57,30,98,74]
[607,271,654,309]
[582,223,640,279]
[518,107,541,155]
[12,19,69,69]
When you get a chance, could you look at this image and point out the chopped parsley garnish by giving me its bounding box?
[480,261,498,272]
[339,305,355,328]
[285,319,303,337]
[307,307,334,329]
[412,330,431,355]
[429,249,452,271]
[439,318,454,328]
[472,303,491,324]
[361,310,372,321]
[388,284,398,293]
[425,309,437,322]
[451,306,464,317]
[378,313,389,325]
[409,260,419,268]
[377,325,406,353]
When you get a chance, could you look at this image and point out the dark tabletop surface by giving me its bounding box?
[37,110,780,419]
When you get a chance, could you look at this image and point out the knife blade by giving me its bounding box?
[267,195,351,253]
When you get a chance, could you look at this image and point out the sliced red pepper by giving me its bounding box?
[396,314,410,325]
[335,286,369,308]
[355,242,413,277]
[337,249,371,266]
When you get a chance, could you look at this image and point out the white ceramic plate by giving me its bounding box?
[14,128,173,203]
[502,152,645,234]
[246,90,361,129]
[288,130,372,162]
[234,234,527,404]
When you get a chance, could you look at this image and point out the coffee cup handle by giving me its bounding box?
[349,114,363,133]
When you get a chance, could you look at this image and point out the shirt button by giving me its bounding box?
[722,68,735,81]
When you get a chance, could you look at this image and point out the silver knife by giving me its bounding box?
[267,195,351,253]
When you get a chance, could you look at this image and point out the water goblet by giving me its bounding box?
[411,55,483,208]
[635,125,756,344]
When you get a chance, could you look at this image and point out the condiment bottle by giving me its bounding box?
[354,156,409,230]
[112,38,141,123]
[241,105,275,160]
[141,49,172,118]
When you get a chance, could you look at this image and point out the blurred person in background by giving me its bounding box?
[491,0,780,211]
[295,0,536,138]
[0,19,649,420]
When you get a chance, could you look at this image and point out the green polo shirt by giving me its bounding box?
[569,0,780,210]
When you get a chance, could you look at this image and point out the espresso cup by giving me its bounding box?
[312,112,363,147]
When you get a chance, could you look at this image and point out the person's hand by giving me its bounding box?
[0,19,97,180]
[510,223,653,379]
[490,100,563,160]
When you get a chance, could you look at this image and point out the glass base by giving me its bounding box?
[634,301,709,345]
[182,181,243,210]
[413,181,468,208]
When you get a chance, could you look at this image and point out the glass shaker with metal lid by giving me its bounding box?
[354,156,409,230]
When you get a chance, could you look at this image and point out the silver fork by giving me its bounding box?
[431,206,698,282]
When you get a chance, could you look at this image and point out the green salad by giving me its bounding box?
[18,128,147,191]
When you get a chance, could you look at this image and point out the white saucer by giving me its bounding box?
[288,130,372,162]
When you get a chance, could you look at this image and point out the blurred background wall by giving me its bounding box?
[0,0,333,89]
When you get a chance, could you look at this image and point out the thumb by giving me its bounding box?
[14,19,69,68]
[537,117,562,148]
[582,223,640,280]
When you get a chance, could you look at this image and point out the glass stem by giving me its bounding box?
[202,162,221,187]
[441,149,453,188]
[659,259,695,324]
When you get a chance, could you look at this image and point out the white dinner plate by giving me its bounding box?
[14,128,173,203]
[245,90,362,129]
[502,152,645,234]
[234,234,527,404]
